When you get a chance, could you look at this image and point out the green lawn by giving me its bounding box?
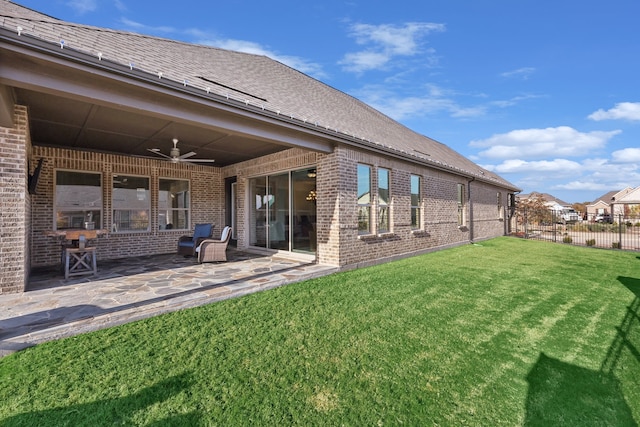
[1,237,639,426]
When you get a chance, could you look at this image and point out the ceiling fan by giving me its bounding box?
[147,138,216,163]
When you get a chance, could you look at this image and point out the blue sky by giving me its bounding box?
[15,0,640,203]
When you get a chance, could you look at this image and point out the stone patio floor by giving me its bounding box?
[0,249,338,357]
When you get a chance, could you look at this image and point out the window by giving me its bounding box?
[55,170,102,230]
[457,183,466,226]
[497,192,503,219]
[357,164,371,234]
[410,175,421,229]
[508,193,516,218]
[378,168,390,233]
[112,175,150,232]
[159,178,190,230]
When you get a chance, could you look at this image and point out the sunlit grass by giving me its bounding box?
[1,237,639,426]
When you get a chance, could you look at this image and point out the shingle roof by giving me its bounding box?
[589,190,619,205]
[518,192,571,206]
[0,0,518,190]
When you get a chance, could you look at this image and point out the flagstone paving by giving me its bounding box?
[0,249,337,357]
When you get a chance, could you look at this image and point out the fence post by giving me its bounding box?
[617,214,623,249]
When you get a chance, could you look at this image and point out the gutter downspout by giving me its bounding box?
[468,177,475,244]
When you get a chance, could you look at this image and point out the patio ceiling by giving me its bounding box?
[15,87,291,167]
[0,39,334,167]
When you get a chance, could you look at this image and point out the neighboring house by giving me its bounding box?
[586,187,635,219]
[0,1,519,294]
[517,192,573,208]
[516,192,579,222]
[614,187,640,220]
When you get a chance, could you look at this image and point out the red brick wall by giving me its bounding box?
[0,105,30,293]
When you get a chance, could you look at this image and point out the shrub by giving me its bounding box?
[586,239,596,246]
[612,242,621,249]
[563,236,573,244]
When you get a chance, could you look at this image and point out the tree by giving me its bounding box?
[516,194,552,225]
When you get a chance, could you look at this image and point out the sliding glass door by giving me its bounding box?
[249,168,316,254]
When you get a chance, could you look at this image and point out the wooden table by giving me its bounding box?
[44,229,107,279]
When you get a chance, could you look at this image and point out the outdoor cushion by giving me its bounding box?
[177,223,214,256]
[192,223,213,241]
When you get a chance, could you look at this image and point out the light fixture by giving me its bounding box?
[307,169,317,178]
[306,189,317,202]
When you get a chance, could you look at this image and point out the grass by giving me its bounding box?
[1,237,639,426]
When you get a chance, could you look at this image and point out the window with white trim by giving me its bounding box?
[410,175,421,230]
[112,174,150,232]
[357,164,372,235]
[54,170,102,230]
[378,168,390,233]
[159,178,190,230]
[457,183,466,226]
[497,192,503,219]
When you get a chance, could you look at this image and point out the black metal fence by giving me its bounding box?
[510,210,640,251]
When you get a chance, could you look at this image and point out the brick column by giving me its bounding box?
[0,105,30,294]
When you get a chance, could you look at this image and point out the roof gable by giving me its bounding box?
[616,186,640,203]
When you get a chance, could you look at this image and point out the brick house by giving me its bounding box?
[0,1,519,294]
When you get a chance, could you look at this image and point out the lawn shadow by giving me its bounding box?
[601,277,640,372]
[524,353,636,426]
[0,372,199,426]
[525,276,640,426]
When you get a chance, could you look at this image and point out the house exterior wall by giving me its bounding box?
[586,201,609,217]
[2,115,512,294]
[315,147,510,269]
[0,105,30,294]
[30,146,224,269]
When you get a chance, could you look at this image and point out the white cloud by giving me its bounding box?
[485,158,582,174]
[357,83,486,121]
[552,181,612,191]
[611,147,640,163]
[340,51,390,73]
[66,0,97,14]
[119,18,175,33]
[500,67,536,80]
[470,126,621,159]
[197,38,325,78]
[588,102,640,121]
[114,0,127,12]
[340,22,445,73]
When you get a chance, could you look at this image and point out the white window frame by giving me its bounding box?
[457,183,466,226]
[357,164,372,235]
[410,175,422,230]
[377,168,391,234]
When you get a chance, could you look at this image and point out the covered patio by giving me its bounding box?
[0,249,337,357]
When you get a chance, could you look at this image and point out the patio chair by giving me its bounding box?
[197,226,232,263]
[177,223,214,257]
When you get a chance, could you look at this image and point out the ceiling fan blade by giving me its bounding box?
[179,151,197,159]
[147,148,173,159]
[183,158,216,163]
